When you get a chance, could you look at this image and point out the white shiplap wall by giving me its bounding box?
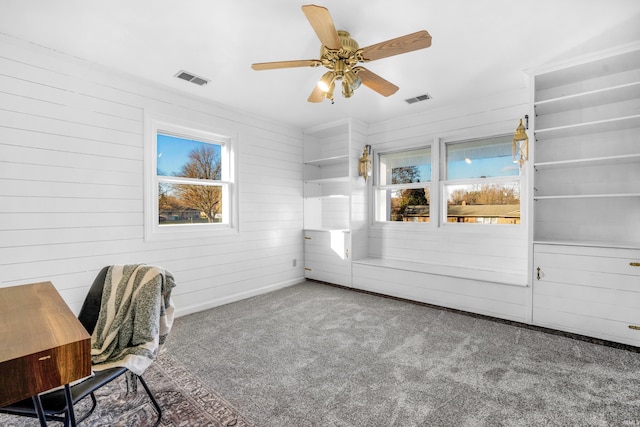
[353,90,534,323]
[0,35,304,316]
[349,119,369,262]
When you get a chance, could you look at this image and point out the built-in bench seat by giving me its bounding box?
[352,257,528,287]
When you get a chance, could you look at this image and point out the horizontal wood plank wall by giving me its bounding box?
[0,36,304,316]
[356,91,532,323]
[349,119,369,264]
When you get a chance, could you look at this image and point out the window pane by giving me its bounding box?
[446,136,518,179]
[157,133,222,180]
[379,148,431,186]
[445,182,520,224]
[158,183,222,225]
[378,186,431,222]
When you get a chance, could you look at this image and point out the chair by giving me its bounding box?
[0,267,163,427]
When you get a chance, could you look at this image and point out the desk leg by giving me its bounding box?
[31,394,48,426]
[63,384,77,427]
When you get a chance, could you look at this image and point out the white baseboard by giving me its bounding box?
[174,276,305,317]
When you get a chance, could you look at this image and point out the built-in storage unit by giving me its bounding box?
[531,43,640,346]
[533,244,640,346]
[303,229,351,286]
[303,119,368,287]
[532,45,640,247]
[303,121,351,231]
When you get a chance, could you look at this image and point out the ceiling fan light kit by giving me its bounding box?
[318,70,335,92]
[251,4,432,103]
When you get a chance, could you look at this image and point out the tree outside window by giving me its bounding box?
[391,166,430,221]
[156,133,227,226]
[158,142,223,224]
[376,147,431,222]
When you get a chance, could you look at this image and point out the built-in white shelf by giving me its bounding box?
[303,195,349,200]
[532,44,640,249]
[303,228,350,232]
[534,153,640,170]
[534,114,640,140]
[534,193,640,200]
[304,154,349,167]
[302,119,368,287]
[304,176,350,185]
[531,45,640,347]
[534,81,640,115]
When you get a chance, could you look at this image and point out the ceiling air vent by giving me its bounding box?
[175,70,209,86]
[405,93,432,104]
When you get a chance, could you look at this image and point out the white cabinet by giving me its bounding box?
[530,44,640,346]
[303,119,369,285]
[533,244,640,346]
[304,230,351,287]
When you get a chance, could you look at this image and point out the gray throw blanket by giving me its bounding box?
[91,264,176,376]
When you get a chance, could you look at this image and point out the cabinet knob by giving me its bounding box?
[305,236,312,240]
[304,267,312,271]
[536,266,541,280]
[630,262,640,267]
[629,325,640,331]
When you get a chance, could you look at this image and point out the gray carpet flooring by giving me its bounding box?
[166,281,640,426]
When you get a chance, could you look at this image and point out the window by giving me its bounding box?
[372,134,522,226]
[145,114,236,240]
[374,147,431,222]
[443,135,520,224]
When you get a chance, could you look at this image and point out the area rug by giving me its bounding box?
[0,353,254,427]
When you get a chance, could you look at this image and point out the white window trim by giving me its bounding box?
[144,112,238,242]
[371,131,527,230]
[441,133,523,229]
[374,182,434,224]
[373,145,433,224]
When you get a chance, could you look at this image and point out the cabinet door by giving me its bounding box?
[533,244,640,346]
[304,230,351,287]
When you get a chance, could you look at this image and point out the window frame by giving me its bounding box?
[144,112,238,241]
[371,132,525,229]
[373,145,433,224]
[441,134,521,227]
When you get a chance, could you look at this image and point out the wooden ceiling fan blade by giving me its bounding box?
[301,4,342,50]
[251,59,322,71]
[307,85,325,103]
[360,30,432,61]
[355,67,399,97]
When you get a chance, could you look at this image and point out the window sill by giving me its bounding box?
[145,223,238,242]
[371,220,525,234]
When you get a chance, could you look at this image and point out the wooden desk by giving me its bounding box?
[0,281,91,413]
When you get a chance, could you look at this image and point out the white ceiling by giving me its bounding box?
[1,1,639,129]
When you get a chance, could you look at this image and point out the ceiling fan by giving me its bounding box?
[251,4,432,103]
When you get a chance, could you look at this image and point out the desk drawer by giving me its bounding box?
[0,339,91,406]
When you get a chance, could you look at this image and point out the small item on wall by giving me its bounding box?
[359,145,372,181]
[512,115,529,167]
